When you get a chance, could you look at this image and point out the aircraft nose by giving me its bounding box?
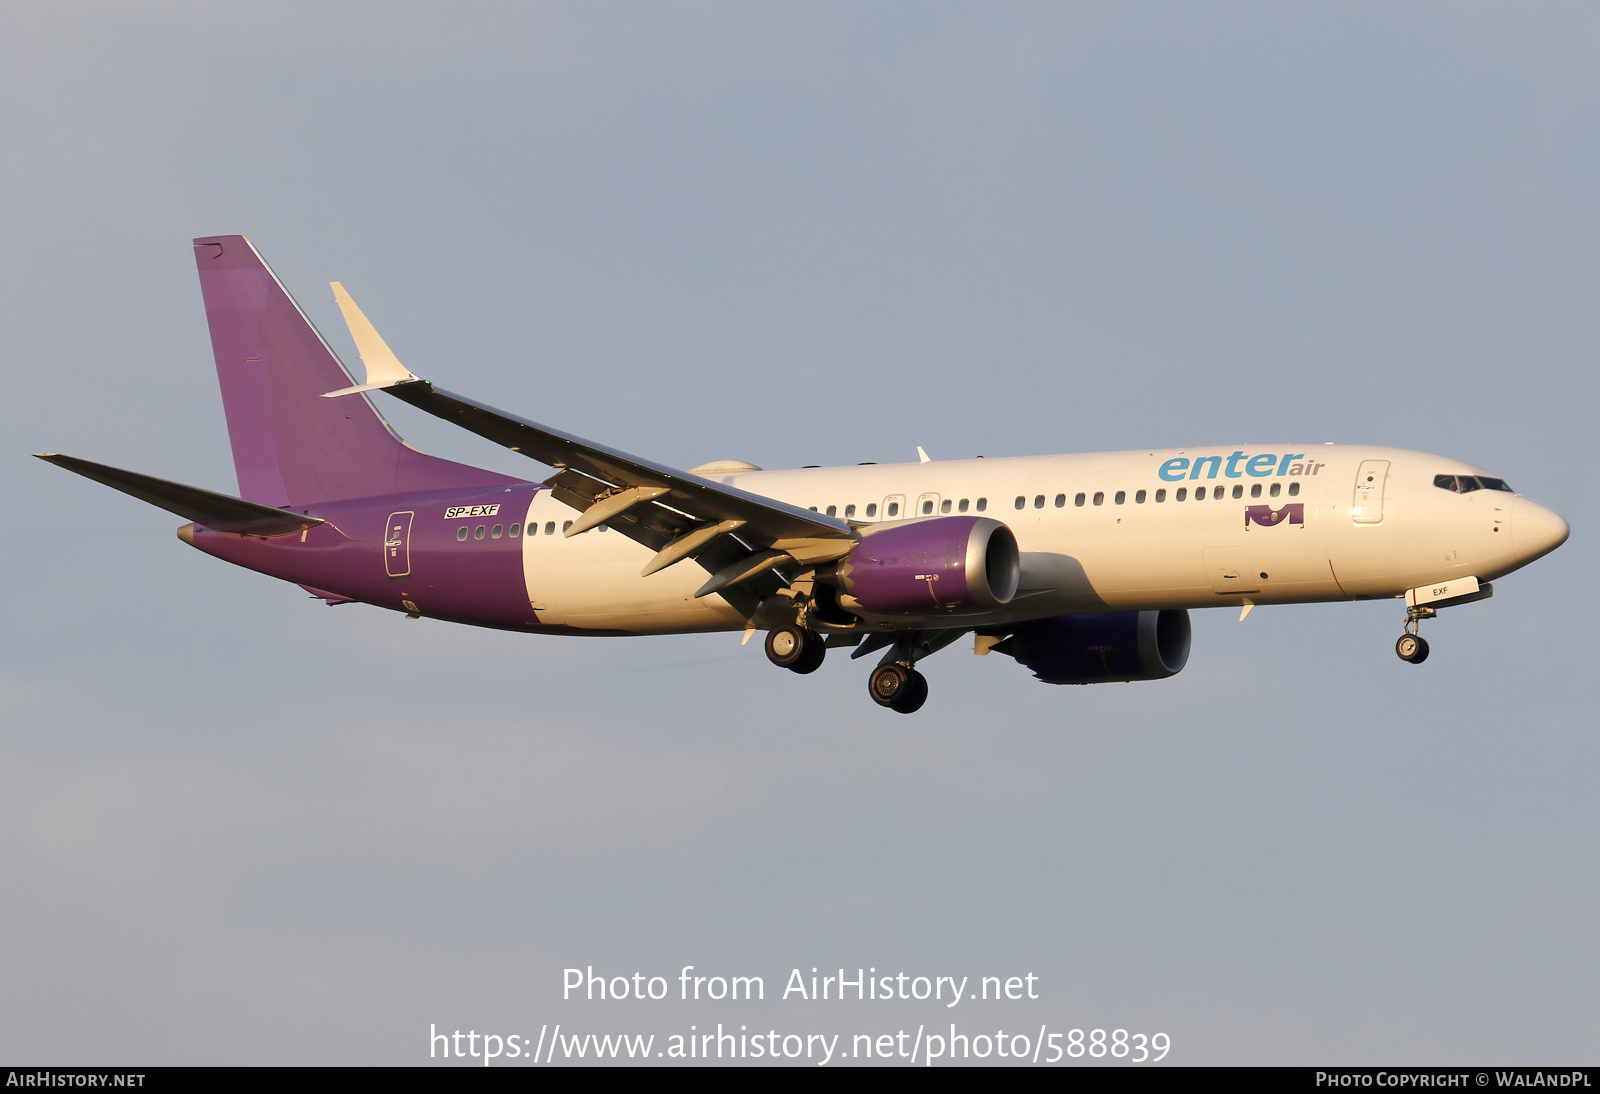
[1512,496,1570,565]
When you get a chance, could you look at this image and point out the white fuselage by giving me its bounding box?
[511,444,1557,634]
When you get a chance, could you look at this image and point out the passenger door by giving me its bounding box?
[384,511,414,578]
[1351,460,1389,524]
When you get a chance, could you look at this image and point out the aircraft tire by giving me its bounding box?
[1395,634,1430,664]
[789,639,826,675]
[765,625,811,669]
[890,670,928,714]
[869,663,911,708]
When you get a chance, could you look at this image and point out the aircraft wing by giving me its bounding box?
[382,380,851,565]
[320,283,853,591]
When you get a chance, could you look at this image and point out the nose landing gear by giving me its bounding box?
[1395,605,1435,664]
[1395,632,1430,663]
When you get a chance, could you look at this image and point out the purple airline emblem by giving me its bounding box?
[1244,503,1304,529]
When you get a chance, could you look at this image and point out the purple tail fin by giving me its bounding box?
[193,235,520,506]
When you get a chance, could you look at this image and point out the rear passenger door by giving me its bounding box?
[384,511,414,578]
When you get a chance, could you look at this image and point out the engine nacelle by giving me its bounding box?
[998,609,1191,684]
[836,516,1020,615]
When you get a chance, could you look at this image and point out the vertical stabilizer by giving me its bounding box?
[193,236,519,506]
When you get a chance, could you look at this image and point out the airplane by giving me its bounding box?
[37,236,1571,713]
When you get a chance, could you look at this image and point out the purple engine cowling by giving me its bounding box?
[996,610,1191,684]
[835,516,1020,615]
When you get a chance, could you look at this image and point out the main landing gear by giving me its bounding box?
[868,662,928,714]
[763,624,932,713]
[765,624,826,674]
[1395,605,1434,665]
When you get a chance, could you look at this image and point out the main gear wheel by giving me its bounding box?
[869,663,928,713]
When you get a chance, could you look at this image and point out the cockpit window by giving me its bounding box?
[1435,474,1514,494]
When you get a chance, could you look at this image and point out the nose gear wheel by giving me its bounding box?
[1395,633,1430,663]
[1395,604,1435,664]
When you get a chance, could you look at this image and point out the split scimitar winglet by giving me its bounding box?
[321,282,421,397]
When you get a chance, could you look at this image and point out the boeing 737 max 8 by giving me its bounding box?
[38,236,1571,713]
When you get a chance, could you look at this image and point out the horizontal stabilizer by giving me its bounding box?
[36,454,324,536]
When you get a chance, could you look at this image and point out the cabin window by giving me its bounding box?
[1269,483,1281,498]
[1135,489,1146,503]
[958,499,969,513]
[1034,495,1045,509]
[474,526,486,539]
[562,520,573,533]
[1176,487,1187,501]
[456,527,468,541]
[887,501,900,517]
[922,500,934,515]
[598,524,608,532]
[975,498,987,512]
[941,499,952,514]
[845,504,856,518]
[1194,488,1203,501]
[1015,496,1026,510]
[1231,485,1243,500]
[1115,490,1126,505]
[509,523,521,537]
[545,521,556,535]
[825,505,837,517]
[866,503,878,518]
[1288,482,1300,497]
[1074,492,1086,507]
[1213,486,1226,499]
[809,506,818,512]
[1093,491,1104,506]
[1155,489,1166,502]
[1250,484,1261,499]
[1055,493,1066,508]
[492,524,503,538]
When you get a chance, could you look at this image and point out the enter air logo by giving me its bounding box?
[1244,503,1304,529]
[1157,452,1325,481]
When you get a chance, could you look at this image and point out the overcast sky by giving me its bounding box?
[2,1,1595,1066]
